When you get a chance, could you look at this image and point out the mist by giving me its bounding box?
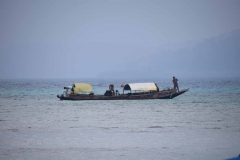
[1,0,240,79]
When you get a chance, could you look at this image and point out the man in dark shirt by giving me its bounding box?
[172,76,179,92]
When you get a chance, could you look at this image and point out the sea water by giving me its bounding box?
[0,78,240,160]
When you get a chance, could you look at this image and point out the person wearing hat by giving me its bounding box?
[172,76,179,92]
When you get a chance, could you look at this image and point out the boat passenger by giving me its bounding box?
[65,87,69,97]
[155,83,159,92]
[63,87,71,97]
[172,76,179,92]
[104,84,115,96]
[109,84,115,96]
[115,90,119,96]
[71,87,74,94]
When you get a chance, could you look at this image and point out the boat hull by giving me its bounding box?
[57,89,189,100]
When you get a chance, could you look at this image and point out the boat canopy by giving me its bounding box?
[72,83,92,94]
[123,83,157,91]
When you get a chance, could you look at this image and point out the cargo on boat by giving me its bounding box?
[57,82,189,100]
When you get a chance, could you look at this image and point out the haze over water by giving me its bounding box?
[0,78,240,160]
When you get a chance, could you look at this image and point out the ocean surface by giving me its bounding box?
[0,78,240,160]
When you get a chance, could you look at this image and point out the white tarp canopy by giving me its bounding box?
[123,83,157,91]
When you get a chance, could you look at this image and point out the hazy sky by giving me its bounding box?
[1,0,240,79]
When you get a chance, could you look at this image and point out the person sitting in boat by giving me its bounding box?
[109,84,115,96]
[172,76,179,92]
[104,84,115,96]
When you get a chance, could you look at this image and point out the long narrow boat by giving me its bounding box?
[57,82,189,100]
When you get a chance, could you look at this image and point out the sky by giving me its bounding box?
[0,0,240,79]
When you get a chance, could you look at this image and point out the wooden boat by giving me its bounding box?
[57,82,189,100]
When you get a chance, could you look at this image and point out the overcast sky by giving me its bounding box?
[1,0,240,79]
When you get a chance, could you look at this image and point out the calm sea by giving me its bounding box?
[0,78,240,160]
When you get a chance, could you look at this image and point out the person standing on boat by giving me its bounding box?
[155,83,159,92]
[172,76,179,92]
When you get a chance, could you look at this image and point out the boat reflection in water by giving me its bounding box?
[57,82,189,100]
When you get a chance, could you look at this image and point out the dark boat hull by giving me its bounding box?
[57,89,189,100]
